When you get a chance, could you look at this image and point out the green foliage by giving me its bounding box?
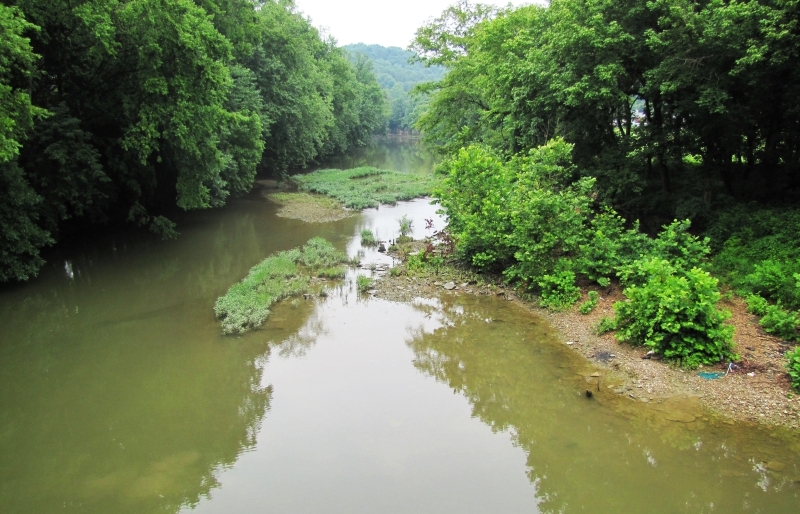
[760,305,800,342]
[577,209,650,281]
[356,275,373,293]
[398,215,413,237]
[215,238,347,334]
[614,259,735,368]
[0,0,388,282]
[579,291,600,315]
[595,316,616,335]
[597,277,611,288]
[360,229,377,246]
[786,347,800,391]
[538,270,580,311]
[294,166,442,209]
[744,293,769,316]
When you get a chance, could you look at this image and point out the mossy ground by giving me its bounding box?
[267,192,354,223]
[215,238,349,334]
[293,166,442,209]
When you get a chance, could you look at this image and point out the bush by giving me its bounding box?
[595,316,616,334]
[579,291,599,314]
[744,259,800,308]
[538,270,581,310]
[614,258,736,367]
[577,208,650,281]
[786,347,800,390]
[398,215,413,237]
[744,293,769,316]
[760,305,800,342]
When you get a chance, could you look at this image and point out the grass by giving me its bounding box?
[356,275,373,293]
[361,229,377,246]
[215,238,348,334]
[267,192,352,223]
[293,166,442,209]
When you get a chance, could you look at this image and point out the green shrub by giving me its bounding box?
[786,347,800,390]
[356,275,373,293]
[614,258,736,367]
[579,291,599,314]
[538,270,581,310]
[577,209,650,281]
[361,229,377,246]
[744,259,800,308]
[744,293,769,316]
[760,305,800,342]
[595,316,616,334]
[597,277,611,288]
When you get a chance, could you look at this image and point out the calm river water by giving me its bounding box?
[1,138,799,513]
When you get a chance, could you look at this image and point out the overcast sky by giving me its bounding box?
[294,0,536,49]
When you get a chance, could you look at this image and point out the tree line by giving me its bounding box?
[412,0,800,227]
[0,0,387,282]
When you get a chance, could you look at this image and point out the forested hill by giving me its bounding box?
[0,0,387,283]
[344,44,445,132]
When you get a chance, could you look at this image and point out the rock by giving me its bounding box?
[642,350,657,360]
[765,461,786,472]
[665,412,697,423]
[443,281,456,290]
[496,290,505,296]
[433,281,442,286]
[566,341,575,345]
[585,390,593,398]
[378,243,386,253]
[461,282,469,288]
[747,372,756,377]
[590,372,601,377]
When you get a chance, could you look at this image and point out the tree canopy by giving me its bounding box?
[412,0,800,226]
[0,0,387,281]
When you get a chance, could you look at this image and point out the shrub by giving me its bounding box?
[538,270,581,310]
[744,293,769,316]
[614,258,736,367]
[744,259,800,308]
[356,275,373,293]
[597,277,611,288]
[786,347,800,390]
[577,208,650,281]
[361,229,377,246]
[760,305,800,342]
[595,316,616,334]
[579,291,599,314]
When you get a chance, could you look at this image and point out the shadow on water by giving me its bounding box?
[406,294,800,513]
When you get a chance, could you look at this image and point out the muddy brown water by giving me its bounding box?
[1,139,799,513]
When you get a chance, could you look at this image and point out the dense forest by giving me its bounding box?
[413,1,800,373]
[0,0,386,282]
[344,43,444,132]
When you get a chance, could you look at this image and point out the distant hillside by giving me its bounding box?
[344,44,445,132]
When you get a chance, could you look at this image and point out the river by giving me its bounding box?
[0,137,799,513]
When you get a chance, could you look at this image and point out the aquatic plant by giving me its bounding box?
[356,275,373,293]
[361,229,377,246]
[293,167,442,209]
[398,215,414,237]
[215,238,348,334]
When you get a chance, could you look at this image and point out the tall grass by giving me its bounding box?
[215,238,348,334]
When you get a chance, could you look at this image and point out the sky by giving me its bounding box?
[293,0,535,49]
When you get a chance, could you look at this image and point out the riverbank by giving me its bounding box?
[367,254,800,430]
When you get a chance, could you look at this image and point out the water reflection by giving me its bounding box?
[304,135,436,174]
[406,295,800,513]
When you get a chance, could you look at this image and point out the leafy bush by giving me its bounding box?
[744,293,769,316]
[614,258,735,367]
[356,275,373,293]
[595,316,616,334]
[361,229,377,246]
[760,305,800,342]
[579,291,599,314]
[577,209,650,281]
[538,270,581,310]
[597,277,611,288]
[744,259,800,309]
[786,347,800,390]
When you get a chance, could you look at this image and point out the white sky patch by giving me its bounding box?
[294,0,538,48]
